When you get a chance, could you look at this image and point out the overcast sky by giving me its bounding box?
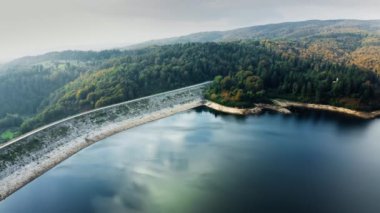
[0,0,379,62]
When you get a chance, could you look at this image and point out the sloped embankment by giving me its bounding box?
[0,82,211,201]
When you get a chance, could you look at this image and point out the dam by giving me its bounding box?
[0,82,211,200]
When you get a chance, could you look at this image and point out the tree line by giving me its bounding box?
[0,41,379,140]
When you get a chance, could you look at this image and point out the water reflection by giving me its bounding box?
[290,107,372,130]
[197,106,249,123]
[1,109,380,213]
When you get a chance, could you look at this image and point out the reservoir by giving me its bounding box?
[1,108,380,213]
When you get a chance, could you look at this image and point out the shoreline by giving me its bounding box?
[204,100,380,119]
[0,101,203,201]
[273,99,380,119]
[204,100,291,115]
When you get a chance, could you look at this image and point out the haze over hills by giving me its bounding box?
[125,20,380,48]
[5,19,378,71]
[3,19,380,70]
[1,19,380,143]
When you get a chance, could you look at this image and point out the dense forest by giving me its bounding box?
[1,20,380,143]
[205,71,267,107]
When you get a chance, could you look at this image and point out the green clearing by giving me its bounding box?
[1,130,15,140]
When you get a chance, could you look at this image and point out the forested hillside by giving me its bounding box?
[127,20,380,73]
[1,20,380,143]
[0,50,129,142]
[20,41,380,133]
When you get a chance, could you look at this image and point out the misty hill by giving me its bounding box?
[126,20,380,48]
[1,19,380,143]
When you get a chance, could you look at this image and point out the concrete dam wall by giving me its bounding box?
[0,82,211,200]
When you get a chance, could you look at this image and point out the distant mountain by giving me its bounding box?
[125,20,380,49]
[124,20,380,73]
[0,50,124,71]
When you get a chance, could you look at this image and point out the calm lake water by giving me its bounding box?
[1,108,380,213]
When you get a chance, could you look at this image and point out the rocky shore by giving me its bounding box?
[204,99,380,119]
[204,101,291,115]
[273,99,380,119]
